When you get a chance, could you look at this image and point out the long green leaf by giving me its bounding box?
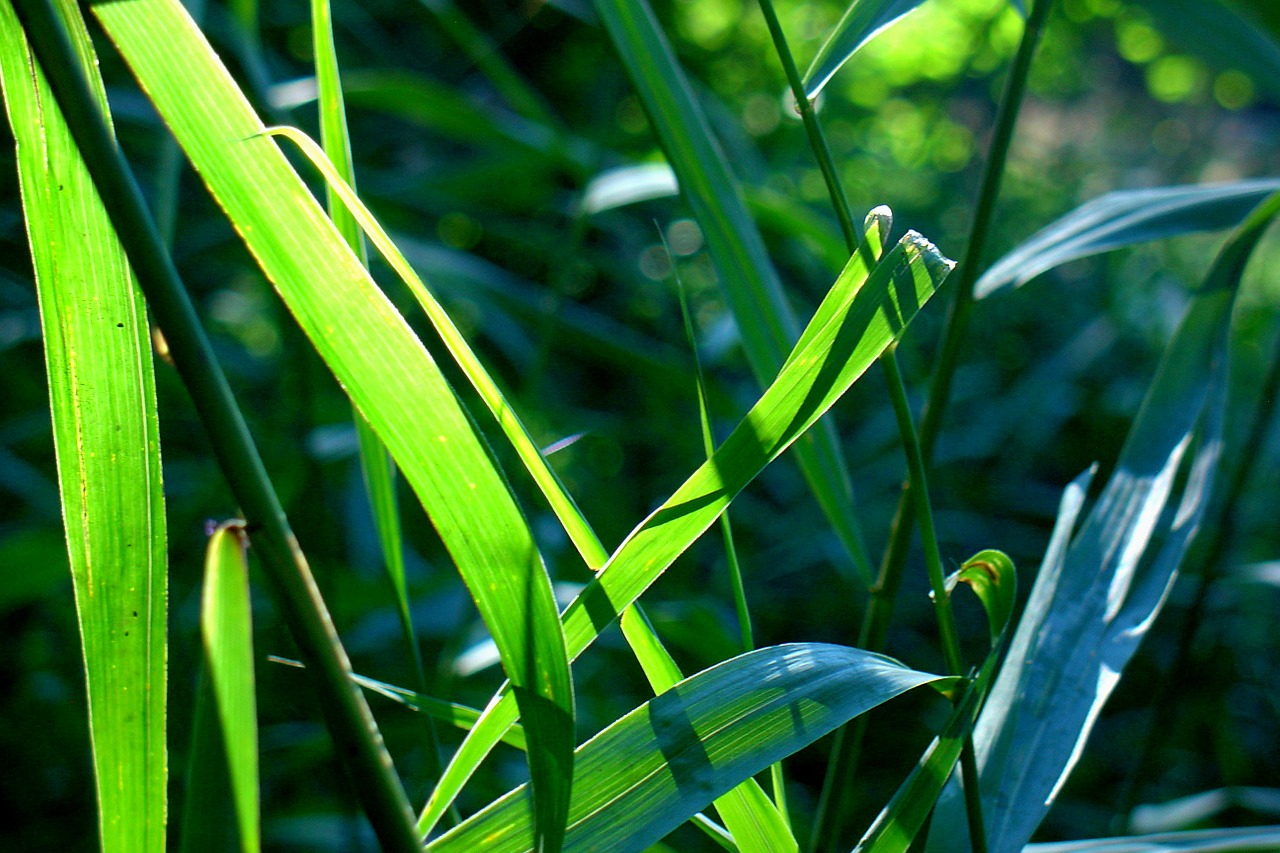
[180,522,260,853]
[802,0,929,99]
[82,0,576,847]
[975,179,1280,298]
[928,193,1280,853]
[595,0,876,583]
[427,644,954,852]
[0,4,167,851]
[419,224,952,834]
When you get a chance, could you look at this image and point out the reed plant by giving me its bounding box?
[2,0,1279,850]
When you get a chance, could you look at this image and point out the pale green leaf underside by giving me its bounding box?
[87,0,574,842]
[929,196,1280,853]
[975,179,1280,298]
[0,3,167,851]
[1024,825,1280,852]
[428,644,951,853]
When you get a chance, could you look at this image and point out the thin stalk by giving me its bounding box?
[9,1,420,849]
[753,0,981,846]
[813,2,1053,847]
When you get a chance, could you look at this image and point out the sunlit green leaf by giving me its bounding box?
[83,1,576,846]
[946,549,1017,646]
[0,4,167,850]
[419,222,952,835]
[181,522,260,853]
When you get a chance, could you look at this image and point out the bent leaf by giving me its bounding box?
[419,223,951,834]
[946,549,1017,646]
[975,179,1280,298]
[427,644,952,853]
[0,4,167,850]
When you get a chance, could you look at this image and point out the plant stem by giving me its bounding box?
[10,1,421,849]
[752,0,983,846]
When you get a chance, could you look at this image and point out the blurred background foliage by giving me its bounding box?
[2,0,1279,849]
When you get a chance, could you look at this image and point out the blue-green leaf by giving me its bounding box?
[803,0,928,99]
[975,179,1280,298]
[427,644,953,853]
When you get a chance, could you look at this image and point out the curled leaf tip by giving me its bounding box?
[949,548,1017,645]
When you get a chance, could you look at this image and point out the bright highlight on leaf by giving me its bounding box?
[0,4,167,850]
[803,0,929,100]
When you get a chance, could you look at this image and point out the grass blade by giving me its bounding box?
[82,1,577,847]
[975,179,1280,297]
[596,0,876,583]
[418,224,952,834]
[180,522,260,853]
[929,193,1280,853]
[802,0,929,99]
[427,644,955,853]
[0,4,167,850]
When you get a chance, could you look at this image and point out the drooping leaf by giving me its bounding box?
[427,644,954,853]
[180,522,260,853]
[0,4,167,851]
[975,179,1280,298]
[596,0,876,583]
[928,193,1280,853]
[82,1,575,846]
[419,222,952,835]
[803,0,929,99]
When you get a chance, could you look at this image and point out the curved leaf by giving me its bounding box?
[947,549,1017,646]
[803,0,928,99]
[975,179,1280,298]
[427,644,953,853]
